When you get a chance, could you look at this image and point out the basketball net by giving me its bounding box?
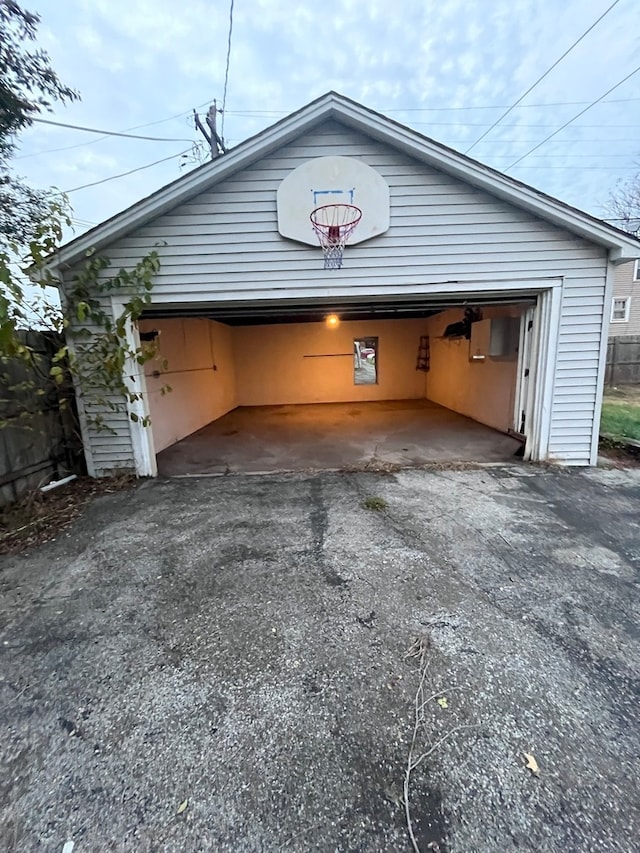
[310,203,362,270]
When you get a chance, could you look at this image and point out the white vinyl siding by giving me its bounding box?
[65,120,609,471]
[609,260,640,335]
[63,295,136,476]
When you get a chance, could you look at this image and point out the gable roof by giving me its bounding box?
[54,91,640,269]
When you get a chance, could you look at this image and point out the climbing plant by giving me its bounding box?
[1,199,169,436]
[61,247,169,431]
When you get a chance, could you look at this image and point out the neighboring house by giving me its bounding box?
[609,259,640,336]
[49,92,640,474]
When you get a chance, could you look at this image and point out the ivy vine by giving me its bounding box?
[63,249,170,432]
[1,200,170,440]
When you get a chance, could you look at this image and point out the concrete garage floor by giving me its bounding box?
[157,399,522,476]
[1,466,639,851]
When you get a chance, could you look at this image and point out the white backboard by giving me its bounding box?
[277,156,390,246]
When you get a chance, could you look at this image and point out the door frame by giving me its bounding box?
[122,277,563,475]
[522,282,562,462]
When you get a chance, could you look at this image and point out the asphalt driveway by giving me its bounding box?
[1,465,639,852]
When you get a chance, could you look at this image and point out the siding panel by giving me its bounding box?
[67,119,608,470]
[610,260,640,336]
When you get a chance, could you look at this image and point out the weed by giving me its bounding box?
[363,496,387,511]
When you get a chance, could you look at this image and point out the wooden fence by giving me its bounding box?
[0,331,83,506]
[605,335,640,387]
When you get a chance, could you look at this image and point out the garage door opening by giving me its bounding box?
[138,296,538,475]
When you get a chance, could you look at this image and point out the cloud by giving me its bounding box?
[14,0,640,231]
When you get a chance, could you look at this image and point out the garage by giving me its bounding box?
[51,93,640,476]
[138,295,532,474]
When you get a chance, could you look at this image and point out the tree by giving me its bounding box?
[0,3,167,465]
[0,0,79,246]
[607,172,640,236]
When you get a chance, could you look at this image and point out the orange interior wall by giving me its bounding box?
[232,318,428,406]
[425,306,524,433]
[138,318,236,452]
[138,309,524,452]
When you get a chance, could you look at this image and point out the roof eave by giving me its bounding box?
[331,97,640,261]
[53,91,640,271]
[53,93,345,270]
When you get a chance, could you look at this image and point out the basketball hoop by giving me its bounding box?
[310,203,362,270]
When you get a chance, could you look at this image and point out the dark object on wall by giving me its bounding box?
[443,308,482,340]
[416,335,430,371]
[139,329,159,342]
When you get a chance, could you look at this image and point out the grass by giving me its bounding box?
[362,496,388,511]
[600,400,640,441]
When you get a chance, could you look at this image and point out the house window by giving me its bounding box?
[354,337,378,385]
[634,260,640,281]
[611,297,630,323]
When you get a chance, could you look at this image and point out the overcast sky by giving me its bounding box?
[13,0,640,238]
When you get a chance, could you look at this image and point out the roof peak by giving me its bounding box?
[53,92,640,268]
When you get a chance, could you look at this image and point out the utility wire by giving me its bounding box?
[222,96,640,117]
[465,0,621,154]
[220,0,235,142]
[418,133,640,143]
[381,96,640,111]
[31,116,194,142]
[413,121,640,129]
[18,93,640,162]
[485,165,632,171]
[489,152,637,158]
[17,101,212,160]
[506,63,640,170]
[459,137,640,144]
[124,101,211,131]
[64,148,191,194]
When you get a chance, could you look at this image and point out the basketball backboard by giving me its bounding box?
[277,156,390,247]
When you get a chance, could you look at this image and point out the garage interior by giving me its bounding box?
[138,295,534,475]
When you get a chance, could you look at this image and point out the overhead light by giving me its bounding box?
[326,313,340,328]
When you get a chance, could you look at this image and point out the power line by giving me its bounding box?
[31,116,194,142]
[488,152,639,158]
[381,96,640,112]
[222,111,640,130]
[506,63,640,170]
[17,101,212,160]
[63,148,191,194]
[124,101,210,131]
[420,133,640,144]
[222,96,640,117]
[456,137,640,144]
[485,165,633,171]
[221,0,235,143]
[413,122,640,129]
[465,0,621,154]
